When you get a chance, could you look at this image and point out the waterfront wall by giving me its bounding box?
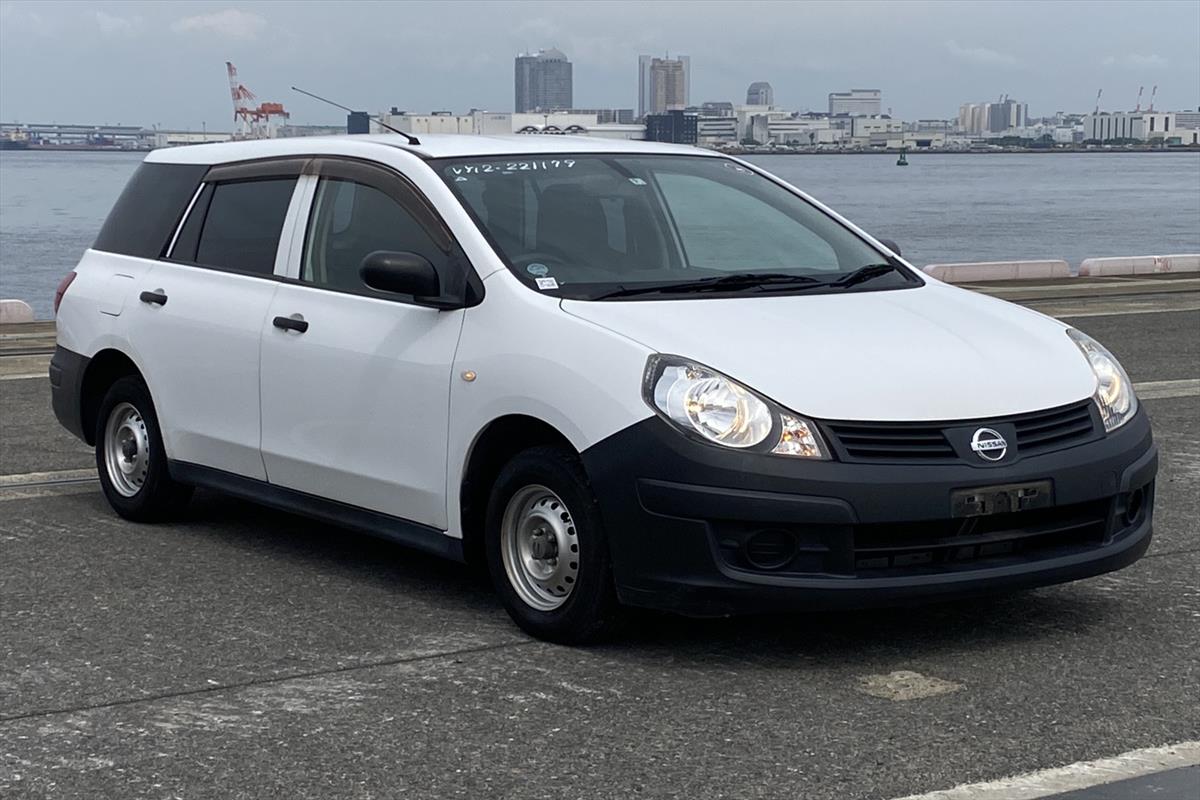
[924,254,1200,283]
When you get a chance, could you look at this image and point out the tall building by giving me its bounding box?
[958,98,1028,134]
[514,49,573,113]
[638,55,690,118]
[746,82,774,107]
[828,89,882,116]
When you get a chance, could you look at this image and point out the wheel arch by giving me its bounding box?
[458,414,578,570]
[80,348,145,445]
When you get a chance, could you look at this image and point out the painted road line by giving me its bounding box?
[891,741,1200,800]
[0,372,48,381]
[1135,378,1200,400]
[0,469,99,502]
[0,353,52,379]
[1054,304,1200,318]
[0,468,98,487]
[0,483,99,502]
[0,331,57,341]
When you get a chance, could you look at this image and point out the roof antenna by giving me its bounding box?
[291,86,420,145]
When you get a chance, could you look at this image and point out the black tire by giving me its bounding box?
[94,375,192,521]
[484,445,621,644]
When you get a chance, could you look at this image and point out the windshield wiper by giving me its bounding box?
[825,263,902,289]
[591,272,823,300]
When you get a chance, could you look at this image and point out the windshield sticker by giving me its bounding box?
[526,263,550,277]
[535,277,560,290]
[628,177,647,186]
[449,160,576,177]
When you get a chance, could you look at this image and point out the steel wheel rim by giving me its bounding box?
[500,484,580,611]
[103,402,150,497]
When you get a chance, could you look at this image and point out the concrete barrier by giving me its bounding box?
[923,260,1071,283]
[0,299,35,324]
[1078,254,1200,277]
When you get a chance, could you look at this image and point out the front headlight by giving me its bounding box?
[1067,329,1138,432]
[642,355,827,458]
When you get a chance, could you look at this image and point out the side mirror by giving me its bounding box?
[359,250,440,298]
[878,238,901,257]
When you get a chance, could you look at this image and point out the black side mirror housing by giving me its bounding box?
[878,238,901,257]
[360,250,440,298]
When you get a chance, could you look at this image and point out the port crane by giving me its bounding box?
[226,62,289,139]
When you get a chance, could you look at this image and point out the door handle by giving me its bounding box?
[273,315,309,333]
[139,290,168,306]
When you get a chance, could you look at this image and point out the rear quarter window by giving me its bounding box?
[92,162,207,258]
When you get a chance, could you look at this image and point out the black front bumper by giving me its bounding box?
[581,408,1157,616]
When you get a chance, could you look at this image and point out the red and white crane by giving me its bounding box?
[226,62,289,139]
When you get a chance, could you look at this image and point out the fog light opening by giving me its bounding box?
[743,529,798,571]
[1124,487,1145,526]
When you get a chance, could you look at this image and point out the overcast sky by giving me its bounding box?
[1,0,1197,129]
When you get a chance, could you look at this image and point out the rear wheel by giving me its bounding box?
[485,446,620,644]
[95,375,192,521]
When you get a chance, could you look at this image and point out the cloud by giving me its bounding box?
[1102,53,1168,69]
[945,39,1018,67]
[0,5,57,36]
[95,11,143,37]
[171,8,268,40]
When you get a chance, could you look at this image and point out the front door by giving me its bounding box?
[258,159,470,529]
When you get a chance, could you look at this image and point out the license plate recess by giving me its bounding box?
[951,480,1053,518]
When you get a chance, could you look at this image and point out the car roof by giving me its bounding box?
[145,133,719,165]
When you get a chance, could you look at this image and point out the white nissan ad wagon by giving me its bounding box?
[51,135,1156,643]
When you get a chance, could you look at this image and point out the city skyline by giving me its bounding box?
[1,0,1198,128]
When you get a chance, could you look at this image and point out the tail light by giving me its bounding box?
[53,271,77,315]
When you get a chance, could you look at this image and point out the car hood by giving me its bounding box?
[562,283,1098,422]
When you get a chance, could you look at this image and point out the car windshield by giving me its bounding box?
[436,153,917,300]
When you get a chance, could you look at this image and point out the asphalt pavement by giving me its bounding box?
[1,279,1198,799]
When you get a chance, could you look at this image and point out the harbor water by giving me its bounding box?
[1,149,1198,319]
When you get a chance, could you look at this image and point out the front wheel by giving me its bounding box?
[485,446,620,644]
[95,375,192,521]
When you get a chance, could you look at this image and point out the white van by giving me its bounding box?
[51,135,1156,642]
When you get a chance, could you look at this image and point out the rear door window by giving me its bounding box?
[191,178,298,275]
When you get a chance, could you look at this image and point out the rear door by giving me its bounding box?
[258,158,471,528]
[127,160,305,479]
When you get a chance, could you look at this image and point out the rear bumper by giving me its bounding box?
[581,408,1157,617]
[49,345,89,443]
